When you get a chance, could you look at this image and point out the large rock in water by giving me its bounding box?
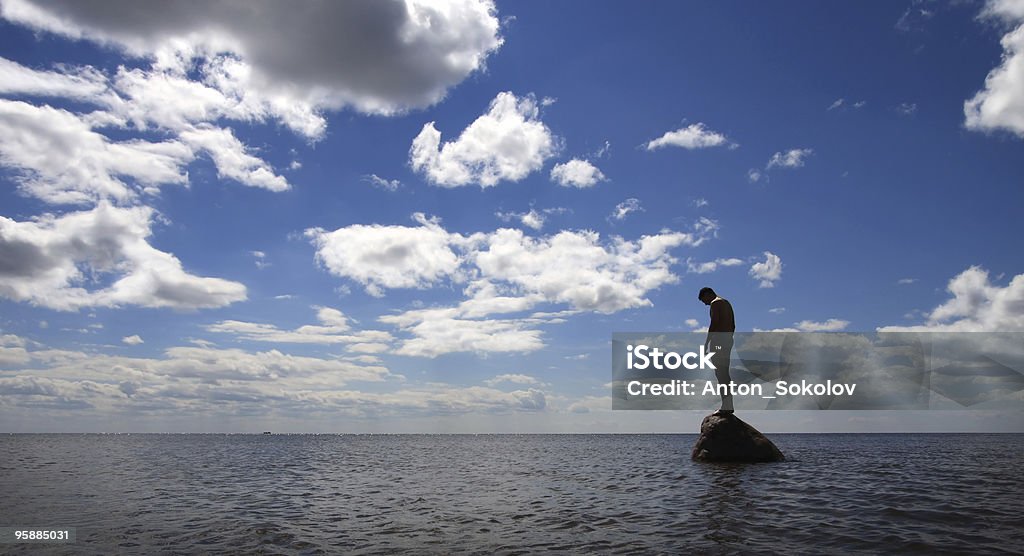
[691,413,785,463]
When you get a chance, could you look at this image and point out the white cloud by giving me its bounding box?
[205,306,393,348]
[550,158,606,188]
[768,307,786,314]
[983,0,1024,21]
[964,3,1024,137]
[379,307,546,357]
[880,266,1024,331]
[0,202,246,310]
[495,207,567,231]
[747,168,763,183]
[484,373,540,386]
[306,213,466,296]
[519,209,546,230]
[684,318,700,328]
[796,319,850,332]
[470,224,712,314]
[645,123,732,150]
[363,174,401,192]
[686,257,744,274]
[898,278,918,285]
[896,102,918,116]
[827,98,866,111]
[0,0,503,115]
[101,57,324,139]
[178,125,289,191]
[410,91,558,187]
[122,335,144,345]
[766,148,813,170]
[0,334,31,366]
[157,346,393,385]
[0,56,108,100]
[251,251,269,269]
[0,1,505,209]
[311,216,717,355]
[0,99,192,205]
[496,209,545,230]
[609,198,643,221]
[0,59,301,203]
[315,306,350,329]
[749,251,783,288]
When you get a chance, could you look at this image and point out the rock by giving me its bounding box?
[691,413,785,463]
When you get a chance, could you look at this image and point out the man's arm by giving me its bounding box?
[705,301,720,348]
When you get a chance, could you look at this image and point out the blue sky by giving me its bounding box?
[0,0,1022,432]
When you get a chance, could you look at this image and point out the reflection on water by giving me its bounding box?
[1,434,1021,554]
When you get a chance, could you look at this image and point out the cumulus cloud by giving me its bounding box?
[106,57,325,139]
[645,123,732,150]
[0,334,31,366]
[484,373,540,386]
[363,174,401,191]
[0,0,503,115]
[206,306,394,347]
[609,198,643,222]
[880,266,1024,331]
[686,257,744,274]
[0,99,192,205]
[178,125,289,191]
[964,2,1024,137]
[550,158,606,188]
[307,215,718,355]
[495,207,567,231]
[749,251,783,288]
[471,226,704,313]
[0,61,296,203]
[409,91,558,187]
[0,338,559,423]
[766,148,813,169]
[121,335,144,345]
[796,319,850,332]
[310,217,720,356]
[379,307,546,357]
[0,0,505,206]
[305,213,467,297]
[0,56,109,100]
[0,202,246,310]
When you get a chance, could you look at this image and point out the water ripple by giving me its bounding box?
[0,433,1021,554]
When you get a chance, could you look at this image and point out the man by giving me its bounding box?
[698,287,735,416]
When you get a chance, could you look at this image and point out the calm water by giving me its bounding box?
[1,434,1021,554]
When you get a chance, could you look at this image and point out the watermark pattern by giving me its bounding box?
[612,332,1024,410]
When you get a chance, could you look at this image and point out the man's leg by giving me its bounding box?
[713,349,734,412]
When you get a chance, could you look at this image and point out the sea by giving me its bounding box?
[1,433,1021,555]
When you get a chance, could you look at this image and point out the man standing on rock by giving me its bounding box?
[698,287,735,416]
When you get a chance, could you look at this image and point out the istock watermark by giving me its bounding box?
[612,332,1024,410]
[625,344,717,370]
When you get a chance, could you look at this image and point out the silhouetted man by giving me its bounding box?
[699,287,735,415]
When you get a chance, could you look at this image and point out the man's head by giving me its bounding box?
[698,287,717,305]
